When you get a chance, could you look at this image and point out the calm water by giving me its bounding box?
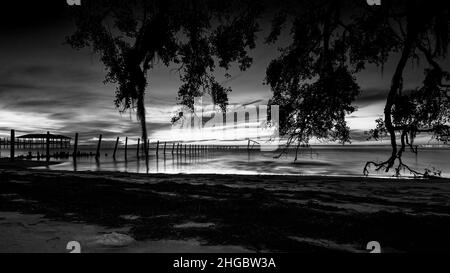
[2,146,449,178]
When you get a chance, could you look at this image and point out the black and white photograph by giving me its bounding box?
[1,0,450,265]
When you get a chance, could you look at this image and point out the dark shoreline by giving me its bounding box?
[1,165,450,252]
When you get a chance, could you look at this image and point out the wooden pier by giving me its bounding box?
[0,129,257,162]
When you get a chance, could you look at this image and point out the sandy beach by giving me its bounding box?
[1,160,450,253]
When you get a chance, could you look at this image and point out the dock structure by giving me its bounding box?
[1,129,255,163]
[15,133,71,149]
[0,131,72,161]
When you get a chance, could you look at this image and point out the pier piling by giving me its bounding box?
[10,129,15,161]
[113,137,119,160]
[73,133,78,158]
[137,138,140,158]
[46,131,50,162]
[125,137,128,161]
[95,134,102,159]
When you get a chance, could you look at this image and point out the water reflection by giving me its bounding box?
[12,146,450,178]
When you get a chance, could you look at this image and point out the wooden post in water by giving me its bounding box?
[145,139,150,162]
[124,137,128,161]
[95,134,102,159]
[145,139,149,163]
[136,138,140,158]
[10,129,15,161]
[113,137,119,160]
[46,131,50,162]
[171,143,175,155]
[163,142,167,155]
[156,140,159,156]
[73,133,78,157]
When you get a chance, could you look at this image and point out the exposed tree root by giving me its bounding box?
[273,139,307,162]
[364,155,441,178]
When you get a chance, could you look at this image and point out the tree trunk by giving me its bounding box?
[128,50,149,166]
[136,90,149,165]
[383,30,417,170]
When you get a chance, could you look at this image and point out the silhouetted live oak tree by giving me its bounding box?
[67,0,261,158]
[175,1,261,112]
[265,0,391,160]
[67,0,178,161]
[362,0,450,177]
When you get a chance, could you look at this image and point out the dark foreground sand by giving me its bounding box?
[1,160,450,253]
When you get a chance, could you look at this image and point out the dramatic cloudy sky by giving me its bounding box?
[0,1,446,145]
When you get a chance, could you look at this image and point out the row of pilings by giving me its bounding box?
[2,130,254,162]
